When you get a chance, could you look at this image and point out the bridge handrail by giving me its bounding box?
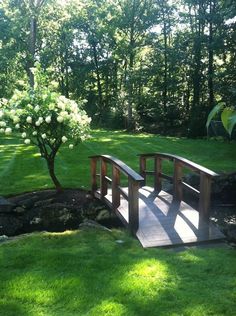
[139,152,219,220]
[139,152,219,177]
[89,155,144,234]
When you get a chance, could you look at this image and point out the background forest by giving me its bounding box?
[0,0,236,137]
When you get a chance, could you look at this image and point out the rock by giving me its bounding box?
[85,193,93,200]
[34,198,54,208]
[0,215,23,236]
[13,206,26,214]
[96,210,123,228]
[0,197,15,213]
[96,209,111,221]
[32,204,82,232]
[30,217,42,225]
[19,196,39,209]
[0,235,8,242]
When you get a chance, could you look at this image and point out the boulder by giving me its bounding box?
[0,197,15,213]
[13,206,27,214]
[0,215,23,236]
[0,235,8,242]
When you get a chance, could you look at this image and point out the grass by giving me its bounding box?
[0,130,236,315]
[0,129,236,196]
[0,229,235,316]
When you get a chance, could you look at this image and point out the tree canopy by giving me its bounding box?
[0,0,236,136]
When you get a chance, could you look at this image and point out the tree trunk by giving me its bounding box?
[208,0,215,111]
[91,39,103,121]
[162,8,168,113]
[47,158,63,193]
[127,0,136,131]
[28,16,37,88]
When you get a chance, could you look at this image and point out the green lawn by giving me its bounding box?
[0,229,235,316]
[0,129,235,196]
[0,131,236,315]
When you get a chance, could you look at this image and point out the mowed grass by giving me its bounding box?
[0,229,236,316]
[0,129,235,196]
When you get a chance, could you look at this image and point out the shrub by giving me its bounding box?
[0,66,91,192]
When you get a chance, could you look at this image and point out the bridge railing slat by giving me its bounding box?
[139,153,219,221]
[89,155,144,234]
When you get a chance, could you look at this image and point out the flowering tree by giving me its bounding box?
[0,67,91,192]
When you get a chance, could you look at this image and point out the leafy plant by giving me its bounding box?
[206,102,236,137]
[0,65,91,192]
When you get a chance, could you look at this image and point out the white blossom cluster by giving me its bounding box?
[0,92,91,149]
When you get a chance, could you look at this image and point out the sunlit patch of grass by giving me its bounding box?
[0,230,235,316]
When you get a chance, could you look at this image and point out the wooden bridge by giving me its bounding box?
[90,153,225,248]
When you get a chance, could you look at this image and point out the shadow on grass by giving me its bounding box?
[0,230,235,316]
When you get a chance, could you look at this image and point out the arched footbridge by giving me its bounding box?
[90,153,225,248]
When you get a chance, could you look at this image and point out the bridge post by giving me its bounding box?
[112,166,120,210]
[128,179,139,235]
[199,173,212,221]
[173,160,183,201]
[154,157,162,192]
[139,156,146,187]
[100,158,108,199]
[91,157,98,193]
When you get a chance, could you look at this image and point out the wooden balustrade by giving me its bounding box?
[89,155,144,234]
[139,153,219,221]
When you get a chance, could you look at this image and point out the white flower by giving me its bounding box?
[69,144,74,149]
[62,136,67,143]
[41,133,47,139]
[45,116,51,123]
[0,121,6,127]
[38,117,43,123]
[15,124,20,129]
[21,132,27,138]
[61,111,68,118]
[5,127,12,135]
[26,116,32,123]
[57,116,64,123]
[13,116,20,123]
[0,110,3,118]
[24,139,30,145]
[10,109,16,115]
[0,128,4,133]
[35,121,41,126]
[32,131,37,136]
[35,105,40,112]
[49,104,55,110]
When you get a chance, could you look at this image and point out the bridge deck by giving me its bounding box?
[101,186,225,248]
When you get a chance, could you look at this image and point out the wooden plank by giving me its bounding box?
[139,153,219,177]
[128,179,139,235]
[91,158,98,192]
[199,173,212,221]
[105,175,112,184]
[182,181,200,195]
[139,156,146,186]
[154,157,162,192]
[95,186,225,248]
[112,166,120,210]
[100,159,107,198]
[118,186,129,201]
[173,160,182,201]
[136,187,224,248]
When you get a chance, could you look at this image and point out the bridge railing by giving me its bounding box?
[139,153,219,221]
[90,155,144,234]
